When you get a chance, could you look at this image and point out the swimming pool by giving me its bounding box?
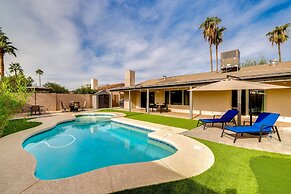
[23,114,177,180]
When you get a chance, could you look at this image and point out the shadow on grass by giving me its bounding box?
[114,178,234,194]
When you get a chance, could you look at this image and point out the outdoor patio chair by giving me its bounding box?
[197,109,239,130]
[60,101,67,112]
[221,112,281,143]
[159,103,169,113]
[81,101,87,111]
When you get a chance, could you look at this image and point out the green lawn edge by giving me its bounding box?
[98,109,199,129]
[2,118,42,137]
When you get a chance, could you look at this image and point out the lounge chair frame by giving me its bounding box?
[197,110,239,130]
[221,113,281,143]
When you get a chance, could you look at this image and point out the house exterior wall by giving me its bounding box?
[155,90,164,104]
[192,91,232,114]
[124,91,129,109]
[135,91,141,108]
[122,88,291,119]
[111,91,122,107]
[266,89,291,117]
[131,91,137,109]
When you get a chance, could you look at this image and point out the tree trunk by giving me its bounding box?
[215,44,219,73]
[278,43,281,62]
[209,43,213,72]
[0,52,4,79]
[39,75,41,87]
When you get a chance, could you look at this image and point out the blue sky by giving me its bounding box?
[1,0,291,89]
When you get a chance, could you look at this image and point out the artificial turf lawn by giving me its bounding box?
[250,157,291,194]
[98,109,199,129]
[2,118,42,137]
[116,139,291,194]
[99,109,291,194]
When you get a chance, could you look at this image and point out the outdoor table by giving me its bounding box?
[30,105,42,115]
[69,101,80,112]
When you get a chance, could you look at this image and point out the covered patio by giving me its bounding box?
[112,77,290,124]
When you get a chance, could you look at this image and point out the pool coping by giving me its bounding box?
[0,111,215,194]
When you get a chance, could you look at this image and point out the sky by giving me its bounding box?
[1,0,291,89]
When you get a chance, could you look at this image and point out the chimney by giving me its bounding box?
[125,70,135,87]
[91,79,98,90]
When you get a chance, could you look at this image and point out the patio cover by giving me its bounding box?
[189,79,288,125]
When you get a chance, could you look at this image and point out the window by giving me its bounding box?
[184,90,190,105]
[165,91,169,104]
[170,90,182,105]
[249,90,265,115]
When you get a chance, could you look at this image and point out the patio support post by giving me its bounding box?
[189,87,193,119]
[146,89,150,114]
[109,92,113,108]
[129,90,131,112]
[245,90,249,116]
[237,89,242,126]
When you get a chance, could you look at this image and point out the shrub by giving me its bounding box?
[0,76,30,136]
[74,87,96,94]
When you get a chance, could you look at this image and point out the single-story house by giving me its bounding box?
[110,61,291,122]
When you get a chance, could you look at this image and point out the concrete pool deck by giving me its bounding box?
[0,112,214,194]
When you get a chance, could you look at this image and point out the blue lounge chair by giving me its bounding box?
[222,112,281,143]
[197,109,239,130]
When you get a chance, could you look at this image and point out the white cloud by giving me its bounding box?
[0,0,290,89]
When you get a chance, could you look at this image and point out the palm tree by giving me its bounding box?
[199,17,221,72]
[26,76,34,87]
[9,62,23,76]
[36,69,44,87]
[214,26,226,72]
[0,27,17,78]
[266,23,291,62]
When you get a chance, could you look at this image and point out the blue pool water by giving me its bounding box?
[23,114,176,180]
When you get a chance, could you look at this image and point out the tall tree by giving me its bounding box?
[0,27,17,78]
[26,76,34,87]
[199,17,221,72]
[214,26,226,72]
[9,62,23,76]
[266,23,291,62]
[36,69,44,87]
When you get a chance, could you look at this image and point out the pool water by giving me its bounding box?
[23,115,176,180]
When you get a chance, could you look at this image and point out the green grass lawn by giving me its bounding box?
[116,139,291,194]
[250,157,291,194]
[2,118,42,137]
[98,109,198,129]
[98,109,291,194]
